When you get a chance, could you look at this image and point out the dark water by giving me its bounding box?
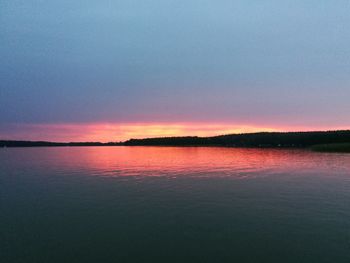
[1,147,350,263]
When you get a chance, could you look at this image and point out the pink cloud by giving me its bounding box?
[0,122,349,142]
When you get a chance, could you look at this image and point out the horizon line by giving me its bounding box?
[2,129,350,144]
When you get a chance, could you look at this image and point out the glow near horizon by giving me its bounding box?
[1,123,349,142]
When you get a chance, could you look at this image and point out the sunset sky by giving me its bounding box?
[1,1,349,142]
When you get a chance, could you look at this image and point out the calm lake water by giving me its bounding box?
[1,146,350,263]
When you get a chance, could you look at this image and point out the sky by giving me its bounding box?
[1,0,350,141]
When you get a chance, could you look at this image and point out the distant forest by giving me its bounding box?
[2,130,349,148]
[124,130,350,147]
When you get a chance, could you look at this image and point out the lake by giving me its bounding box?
[1,146,350,262]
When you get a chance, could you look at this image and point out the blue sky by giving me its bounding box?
[1,1,349,140]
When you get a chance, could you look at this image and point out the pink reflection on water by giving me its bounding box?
[4,147,350,179]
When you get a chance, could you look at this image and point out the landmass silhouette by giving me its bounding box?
[1,130,350,152]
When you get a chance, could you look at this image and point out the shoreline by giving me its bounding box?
[1,130,350,151]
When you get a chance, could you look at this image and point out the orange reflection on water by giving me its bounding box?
[20,146,350,179]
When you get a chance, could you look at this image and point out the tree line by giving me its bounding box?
[2,130,350,148]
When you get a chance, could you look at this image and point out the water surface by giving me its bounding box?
[1,147,350,262]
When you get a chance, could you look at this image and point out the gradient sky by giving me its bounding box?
[1,1,350,141]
